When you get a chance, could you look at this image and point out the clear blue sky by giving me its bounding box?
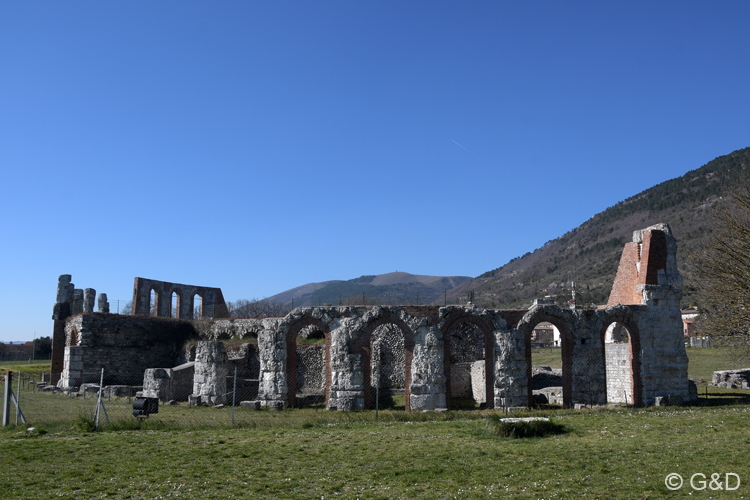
[2,2,749,341]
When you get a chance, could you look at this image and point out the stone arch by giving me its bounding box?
[441,311,495,410]
[285,317,331,408]
[518,306,575,408]
[355,311,415,411]
[599,308,642,407]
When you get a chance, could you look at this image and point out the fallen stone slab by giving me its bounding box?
[499,417,550,423]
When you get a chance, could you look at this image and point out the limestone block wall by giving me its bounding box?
[605,343,631,403]
[568,311,607,406]
[191,341,228,405]
[257,321,288,406]
[58,313,196,386]
[635,286,689,404]
[142,363,195,402]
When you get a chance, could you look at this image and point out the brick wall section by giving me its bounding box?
[640,230,668,285]
[607,230,669,307]
[607,243,641,306]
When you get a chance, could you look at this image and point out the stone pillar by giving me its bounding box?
[51,275,75,384]
[257,328,288,407]
[60,346,84,389]
[83,288,96,313]
[190,341,228,405]
[494,329,528,408]
[409,325,446,410]
[97,293,110,313]
[71,289,84,315]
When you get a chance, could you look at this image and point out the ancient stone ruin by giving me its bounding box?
[50,223,691,410]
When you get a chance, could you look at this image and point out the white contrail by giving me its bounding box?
[451,140,471,152]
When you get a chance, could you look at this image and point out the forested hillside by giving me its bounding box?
[445,147,750,309]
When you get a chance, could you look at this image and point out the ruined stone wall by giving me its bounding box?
[58,313,196,387]
[370,324,406,392]
[132,277,229,320]
[450,362,473,398]
[494,327,528,408]
[191,341,228,405]
[470,360,486,403]
[296,344,325,394]
[605,343,631,403]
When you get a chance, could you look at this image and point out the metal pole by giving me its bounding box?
[3,371,12,426]
[504,366,508,416]
[375,344,380,421]
[232,366,237,425]
[16,372,20,426]
[32,333,35,363]
[95,368,104,429]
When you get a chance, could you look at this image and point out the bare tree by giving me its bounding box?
[694,182,750,362]
[230,297,289,318]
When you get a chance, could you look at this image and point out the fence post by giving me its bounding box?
[95,368,104,429]
[231,366,237,425]
[3,371,11,426]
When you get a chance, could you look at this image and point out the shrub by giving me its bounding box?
[486,415,566,438]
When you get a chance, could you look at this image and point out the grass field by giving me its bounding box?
[2,403,750,499]
[2,349,750,498]
[531,346,744,384]
[1,360,53,377]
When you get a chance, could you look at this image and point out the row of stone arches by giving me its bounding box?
[269,304,646,410]
[282,309,500,411]
[518,307,643,407]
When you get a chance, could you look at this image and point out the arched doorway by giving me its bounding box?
[356,314,414,411]
[285,318,331,408]
[370,324,406,410]
[442,314,495,410]
[521,308,574,408]
[601,316,642,406]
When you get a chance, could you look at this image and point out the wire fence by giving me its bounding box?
[6,326,750,431]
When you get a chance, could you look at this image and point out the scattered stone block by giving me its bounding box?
[240,401,261,410]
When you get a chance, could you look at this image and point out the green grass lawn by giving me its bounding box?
[531,346,744,384]
[2,404,750,499]
[3,348,750,498]
[1,360,51,377]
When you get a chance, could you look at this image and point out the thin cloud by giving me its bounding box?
[451,140,471,153]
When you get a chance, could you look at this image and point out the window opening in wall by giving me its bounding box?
[530,321,565,408]
[448,322,486,410]
[192,295,202,320]
[294,325,326,409]
[370,323,406,411]
[149,289,158,317]
[604,321,634,405]
[171,292,179,319]
[69,327,78,347]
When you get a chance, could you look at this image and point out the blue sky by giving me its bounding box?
[2,2,750,341]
